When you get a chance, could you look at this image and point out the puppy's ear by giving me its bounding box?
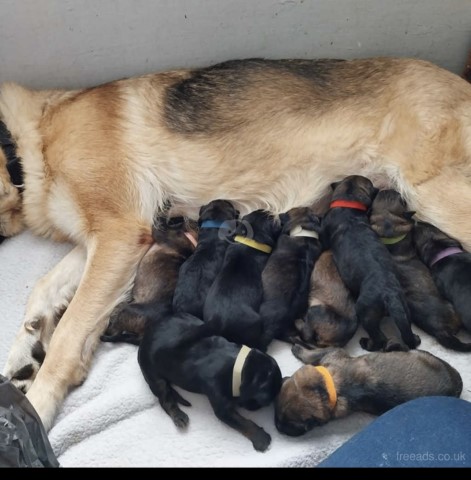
[403,211,416,221]
[330,181,341,191]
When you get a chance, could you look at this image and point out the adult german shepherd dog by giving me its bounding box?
[2,57,471,430]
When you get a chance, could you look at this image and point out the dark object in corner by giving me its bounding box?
[0,374,59,468]
[464,49,471,83]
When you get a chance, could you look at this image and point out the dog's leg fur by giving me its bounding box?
[208,394,271,452]
[25,224,150,430]
[3,246,86,393]
[291,344,340,365]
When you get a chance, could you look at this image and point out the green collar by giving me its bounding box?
[380,234,407,245]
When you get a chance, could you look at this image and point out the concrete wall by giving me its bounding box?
[0,0,470,89]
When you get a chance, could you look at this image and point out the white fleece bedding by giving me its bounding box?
[1,231,470,467]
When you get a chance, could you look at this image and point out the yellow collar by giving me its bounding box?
[380,234,407,245]
[232,345,252,397]
[315,366,337,409]
[234,235,272,254]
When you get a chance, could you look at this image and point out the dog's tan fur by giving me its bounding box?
[2,57,471,429]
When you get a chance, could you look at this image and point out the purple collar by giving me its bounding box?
[430,247,463,266]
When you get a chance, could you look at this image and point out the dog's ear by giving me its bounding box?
[330,181,341,191]
[403,211,416,221]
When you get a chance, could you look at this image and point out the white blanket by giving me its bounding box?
[1,231,470,467]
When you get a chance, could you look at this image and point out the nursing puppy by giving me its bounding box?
[370,191,471,351]
[101,216,197,344]
[172,200,239,318]
[138,304,282,452]
[414,221,471,334]
[321,175,419,352]
[295,251,357,348]
[275,345,462,436]
[259,207,322,347]
[204,210,281,348]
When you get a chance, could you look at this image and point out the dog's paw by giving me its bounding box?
[384,339,409,352]
[3,324,47,393]
[359,337,384,352]
[291,343,309,361]
[252,429,271,452]
[172,410,190,429]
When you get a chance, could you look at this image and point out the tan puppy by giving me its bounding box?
[2,57,471,429]
[275,345,463,436]
[294,251,357,347]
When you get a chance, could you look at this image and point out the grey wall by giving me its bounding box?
[0,0,470,89]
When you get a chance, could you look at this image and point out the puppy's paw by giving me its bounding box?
[292,343,309,361]
[172,410,190,429]
[360,337,383,352]
[252,429,271,452]
[384,339,409,352]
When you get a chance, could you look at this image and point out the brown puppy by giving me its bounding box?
[370,190,471,351]
[275,345,462,437]
[101,216,197,344]
[294,251,357,347]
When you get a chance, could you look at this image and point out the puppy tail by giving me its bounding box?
[434,332,471,352]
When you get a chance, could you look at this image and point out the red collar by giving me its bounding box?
[330,200,368,211]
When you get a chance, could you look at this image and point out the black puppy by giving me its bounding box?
[414,221,471,334]
[370,190,471,351]
[204,210,281,348]
[138,304,282,452]
[101,216,197,344]
[259,207,322,347]
[321,175,419,352]
[173,199,239,318]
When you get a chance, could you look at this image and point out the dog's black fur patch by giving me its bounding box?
[138,303,282,451]
[31,341,46,364]
[259,207,322,347]
[204,210,281,348]
[370,191,471,351]
[322,176,419,352]
[11,364,34,381]
[414,221,471,335]
[164,58,348,134]
[173,200,239,318]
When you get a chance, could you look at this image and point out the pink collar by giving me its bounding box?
[184,232,198,248]
[430,247,463,266]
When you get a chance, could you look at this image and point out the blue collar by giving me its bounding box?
[200,220,229,229]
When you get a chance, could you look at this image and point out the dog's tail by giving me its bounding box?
[385,292,420,349]
[432,331,471,352]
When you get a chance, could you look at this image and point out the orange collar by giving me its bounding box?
[315,366,337,409]
[330,200,368,212]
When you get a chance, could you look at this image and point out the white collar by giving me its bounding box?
[289,225,319,240]
[232,345,252,397]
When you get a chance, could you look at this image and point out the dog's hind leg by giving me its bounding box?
[208,394,271,452]
[25,223,151,430]
[3,246,86,393]
[291,344,341,364]
[356,296,388,352]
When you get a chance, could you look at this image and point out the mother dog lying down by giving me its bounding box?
[1,57,471,430]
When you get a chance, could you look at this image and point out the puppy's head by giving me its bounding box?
[238,350,282,411]
[274,365,333,436]
[330,175,378,208]
[279,207,321,236]
[369,189,415,237]
[237,210,281,245]
[152,216,198,254]
[198,199,239,225]
[413,221,462,264]
[0,149,24,241]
